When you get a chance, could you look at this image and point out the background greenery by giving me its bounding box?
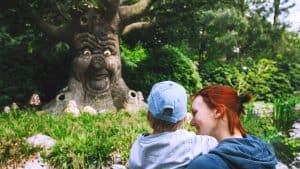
[1,0,300,106]
[1,0,300,168]
[1,94,299,168]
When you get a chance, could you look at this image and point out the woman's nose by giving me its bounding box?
[190,118,195,126]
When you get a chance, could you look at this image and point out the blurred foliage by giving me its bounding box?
[0,137,41,168]
[1,95,299,167]
[0,110,152,168]
[0,0,299,107]
[200,58,293,101]
[122,44,202,95]
[0,20,71,107]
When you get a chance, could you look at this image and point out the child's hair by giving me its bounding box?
[147,108,184,133]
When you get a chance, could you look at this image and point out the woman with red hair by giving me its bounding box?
[187,85,277,169]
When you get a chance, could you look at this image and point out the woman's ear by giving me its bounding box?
[214,105,226,118]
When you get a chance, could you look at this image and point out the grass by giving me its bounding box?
[0,110,151,168]
[1,94,300,168]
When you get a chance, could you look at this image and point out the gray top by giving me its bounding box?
[129,129,218,169]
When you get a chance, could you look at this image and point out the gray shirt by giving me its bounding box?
[129,129,218,169]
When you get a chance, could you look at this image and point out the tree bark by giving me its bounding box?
[42,1,152,114]
[122,21,152,36]
[273,0,280,26]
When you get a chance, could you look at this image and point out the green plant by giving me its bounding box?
[282,137,300,157]
[123,45,202,95]
[0,137,41,168]
[242,109,279,143]
[0,110,152,168]
[200,58,293,101]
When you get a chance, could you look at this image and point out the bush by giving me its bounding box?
[0,110,151,168]
[285,63,300,91]
[123,45,202,95]
[0,27,71,107]
[200,58,293,101]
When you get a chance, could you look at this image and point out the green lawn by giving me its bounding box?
[1,95,300,168]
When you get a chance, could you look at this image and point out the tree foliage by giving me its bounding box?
[0,0,299,107]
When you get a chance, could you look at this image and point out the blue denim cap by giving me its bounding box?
[147,81,187,123]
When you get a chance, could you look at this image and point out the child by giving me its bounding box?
[129,81,218,169]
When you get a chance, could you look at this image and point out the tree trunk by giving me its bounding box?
[44,5,149,114]
[273,0,280,26]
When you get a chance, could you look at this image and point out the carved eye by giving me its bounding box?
[104,49,111,56]
[83,49,91,55]
[80,15,88,26]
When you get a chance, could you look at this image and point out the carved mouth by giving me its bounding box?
[84,72,110,96]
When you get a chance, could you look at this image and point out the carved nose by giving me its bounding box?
[90,55,105,69]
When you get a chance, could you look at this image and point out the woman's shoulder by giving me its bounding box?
[186,153,229,169]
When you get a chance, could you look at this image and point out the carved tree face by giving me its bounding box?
[72,8,121,97]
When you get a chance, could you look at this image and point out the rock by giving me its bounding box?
[110,151,122,164]
[111,164,127,169]
[26,134,56,150]
[289,121,300,138]
[64,100,80,116]
[4,106,10,113]
[124,90,147,113]
[21,153,50,169]
[82,106,97,115]
[290,152,300,169]
[294,103,300,112]
[293,91,300,94]
[276,161,289,169]
[137,91,144,101]
[252,102,274,117]
[29,93,41,106]
[292,123,300,129]
[11,102,19,110]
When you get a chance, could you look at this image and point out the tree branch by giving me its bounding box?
[121,21,152,36]
[119,0,156,25]
[30,10,72,42]
[54,0,71,21]
[120,0,130,5]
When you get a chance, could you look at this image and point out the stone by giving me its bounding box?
[82,106,96,114]
[124,90,147,113]
[64,100,80,116]
[21,153,50,169]
[4,106,10,113]
[294,103,300,112]
[252,102,274,117]
[276,161,289,169]
[293,91,300,94]
[82,106,97,115]
[109,151,123,164]
[137,91,144,101]
[289,121,300,138]
[292,122,300,129]
[111,164,127,169]
[29,93,41,106]
[26,134,56,150]
[11,102,19,110]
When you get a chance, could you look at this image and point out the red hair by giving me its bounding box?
[193,85,251,137]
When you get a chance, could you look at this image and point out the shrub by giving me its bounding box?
[123,45,202,95]
[0,110,151,168]
[200,58,293,101]
[0,27,71,107]
[286,63,300,91]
